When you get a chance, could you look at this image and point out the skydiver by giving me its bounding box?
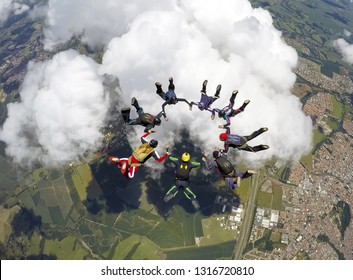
[189,80,221,119]
[202,150,255,190]
[109,130,170,179]
[219,126,269,153]
[163,152,201,210]
[155,77,191,121]
[121,97,163,132]
[214,90,250,128]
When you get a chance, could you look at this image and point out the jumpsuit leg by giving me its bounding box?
[164,185,179,202]
[225,177,236,190]
[201,80,208,93]
[127,118,141,125]
[245,127,268,142]
[229,90,238,107]
[183,187,200,210]
[155,82,166,100]
[241,144,269,152]
[168,77,175,91]
[127,165,139,179]
[121,108,131,123]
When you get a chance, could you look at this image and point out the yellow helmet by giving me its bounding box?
[181,152,190,162]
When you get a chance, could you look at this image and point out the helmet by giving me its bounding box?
[154,117,161,126]
[218,111,225,118]
[213,151,221,158]
[198,103,205,111]
[171,97,177,104]
[149,139,158,148]
[181,152,190,162]
[219,133,228,141]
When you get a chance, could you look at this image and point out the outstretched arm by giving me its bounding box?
[152,145,170,163]
[190,161,201,169]
[202,156,216,170]
[177,98,191,107]
[222,143,230,154]
[152,150,167,163]
[156,110,164,119]
[161,101,168,119]
[168,156,179,168]
[141,131,151,143]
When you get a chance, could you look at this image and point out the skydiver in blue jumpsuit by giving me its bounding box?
[155,77,191,121]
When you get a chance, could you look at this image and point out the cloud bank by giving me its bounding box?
[42,0,174,50]
[0,0,29,24]
[0,50,109,167]
[100,0,313,164]
[3,0,313,168]
[333,38,353,64]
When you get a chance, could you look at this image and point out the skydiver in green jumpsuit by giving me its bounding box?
[163,152,201,210]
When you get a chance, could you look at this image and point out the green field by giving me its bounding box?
[234,176,250,203]
[272,184,283,211]
[313,129,326,147]
[301,152,313,171]
[112,234,161,260]
[164,240,236,260]
[270,231,281,243]
[26,231,42,256]
[332,95,343,120]
[148,207,195,248]
[77,219,123,257]
[199,216,236,246]
[257,191,272,209]
[72,163,92,201]
[43,235,89,259]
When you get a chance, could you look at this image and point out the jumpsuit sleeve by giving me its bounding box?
[156,110,164,119]
[152,150,167,163]
[222,143,230,154]
[204,160,216,170]
[168,157,179,167]
[161,102,168,118]
[141,131,151,143]
[190,161,201,169]
[144,125,152,133]
[223,116,231,128]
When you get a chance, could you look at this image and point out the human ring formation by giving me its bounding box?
[109,78,269,210]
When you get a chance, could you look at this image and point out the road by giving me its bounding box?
[232,171,260,259]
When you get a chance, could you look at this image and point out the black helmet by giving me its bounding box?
[171,96,177,104]
[218,111,225,118]
[213,150,221,158]
[154,117,161,126]
[149,139,158,148]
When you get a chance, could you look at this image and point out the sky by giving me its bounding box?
[0,0,314,168]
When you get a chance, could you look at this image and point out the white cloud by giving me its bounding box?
[0,50,109,168]
[333,38,353,64]
[0,0,29,24]
[42,0,174,50]
[343,29,351,37]
[5,0,313,168]
[100,0,312,165]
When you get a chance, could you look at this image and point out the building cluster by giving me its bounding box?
[295,57,353,94]
[254,208,279,229]
[240,129,353,259]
